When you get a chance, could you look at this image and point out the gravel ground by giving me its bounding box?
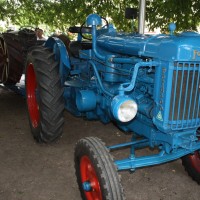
[0,85,200,200]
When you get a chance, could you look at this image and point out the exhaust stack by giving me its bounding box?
[138,0,146,34]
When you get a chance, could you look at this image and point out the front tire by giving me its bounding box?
[26,46,65,143]
[182,133,200,184]
[75,137,125,200]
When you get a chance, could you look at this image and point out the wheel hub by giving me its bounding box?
[82,181,92,191]
[80,156,102,200]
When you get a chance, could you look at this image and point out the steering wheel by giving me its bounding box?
[19,26,35,31]
[100,16,109,28]
[18,26,36,36]
[80,16,109,40]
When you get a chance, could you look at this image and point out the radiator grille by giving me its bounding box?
[169,62,200,130]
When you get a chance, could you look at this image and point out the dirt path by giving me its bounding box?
[0,86,199,200]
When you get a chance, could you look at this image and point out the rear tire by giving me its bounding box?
[0,34,23,84]
[74,137,125,200]
[26,46,65,143]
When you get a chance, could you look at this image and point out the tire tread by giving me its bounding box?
[26,46,64,143]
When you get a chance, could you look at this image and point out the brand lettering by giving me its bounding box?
[192,50,200,60]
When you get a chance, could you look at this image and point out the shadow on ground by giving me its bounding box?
[0,86,199,200]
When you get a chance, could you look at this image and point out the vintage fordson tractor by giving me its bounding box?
[24,2,200,200]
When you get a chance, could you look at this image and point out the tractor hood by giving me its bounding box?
[97,31,200,62]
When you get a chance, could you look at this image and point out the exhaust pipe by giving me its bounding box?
[138,0,146,34]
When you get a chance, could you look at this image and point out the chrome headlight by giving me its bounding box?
[111,95,138,122]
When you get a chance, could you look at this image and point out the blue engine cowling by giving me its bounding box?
[97,29,200,61]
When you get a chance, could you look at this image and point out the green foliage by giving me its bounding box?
[0,0,200,33]
[147,0,200,32]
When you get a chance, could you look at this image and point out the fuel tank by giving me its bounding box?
[97,31,200,62]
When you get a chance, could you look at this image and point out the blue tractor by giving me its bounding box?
[25,0,200,199]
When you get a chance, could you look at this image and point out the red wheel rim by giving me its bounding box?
[188,151,200,173]
[188,134,200,173]
[26,63,39,128]
[80,156,102,200]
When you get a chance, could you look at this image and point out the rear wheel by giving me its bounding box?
[74,137,125,200]
[0,35,24,85]
[26,46,65,143]
[182,131,200,184]
[0,35,9,83]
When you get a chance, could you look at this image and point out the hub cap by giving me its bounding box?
[80,156,102,200]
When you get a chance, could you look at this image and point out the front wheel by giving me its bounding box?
[74,137,125,200]
[26,46,65,143]
[182,132,200,184]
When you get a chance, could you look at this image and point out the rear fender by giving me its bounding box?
[45,37,71,85]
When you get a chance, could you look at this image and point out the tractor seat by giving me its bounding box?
[70,41,92,57]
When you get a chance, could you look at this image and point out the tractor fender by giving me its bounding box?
[45,37,71,84]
